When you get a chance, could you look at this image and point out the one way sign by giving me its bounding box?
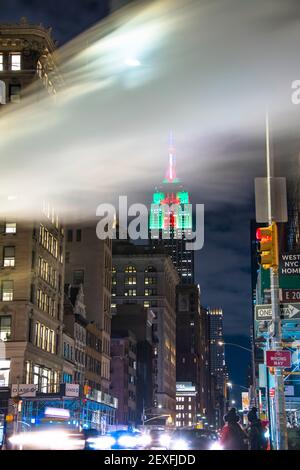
[255,303,300,321]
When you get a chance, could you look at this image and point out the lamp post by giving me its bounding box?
[219,341,257,407]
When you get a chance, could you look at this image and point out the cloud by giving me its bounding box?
[1,0,300,339]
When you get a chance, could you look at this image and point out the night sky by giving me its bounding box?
[2,0,295,399]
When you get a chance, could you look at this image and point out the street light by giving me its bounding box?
[218,341,252,353]
[142,404,163,426]
[227,382,249,391]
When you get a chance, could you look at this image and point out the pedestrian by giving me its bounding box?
[247,407,268,450]
[220,408,248,450]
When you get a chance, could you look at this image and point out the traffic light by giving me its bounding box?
[256,222,279,270]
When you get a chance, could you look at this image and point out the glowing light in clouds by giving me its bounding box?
[0,0,299,222]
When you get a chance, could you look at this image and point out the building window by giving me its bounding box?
[144,288,157,296]
[125,265,136,273]
[73,270,84,285]
[125,276,136,285]
[2,280,13,301]
[0,316,11,341]
[144,301,150,308]
[10,53,21,71]
[124,289,136,296]
[5,222,16,234]
[9,84,21,103]
[144,276,156,285]
[145,266,157,272]
[76,229,81,242]
[3,246,15,267]
[67,229,73,242]
[0,53,3,71]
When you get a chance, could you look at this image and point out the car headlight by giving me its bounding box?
[210,442,223,450]
[159,434,171,447]
[88,436,116,450]
[118,435,138,448]
[138,434,152,447]
[171,438,189,450]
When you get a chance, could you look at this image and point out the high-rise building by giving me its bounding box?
[0,18,61,106]
[0,207,65,391]
[112,241,179,423]
[112,304,154,425]
[64,225,112,394]
[208,308,226,426]
[0,23,65,395]
[149,139,194,284]
[110,330,137,425]
[175,284,211,426]
[64,284,88,386]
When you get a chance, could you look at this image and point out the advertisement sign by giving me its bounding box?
[11,384,37,398]
[176,382,196,393]
[242,392,250,411]
[266,350,291,368]
[64,383,79,397]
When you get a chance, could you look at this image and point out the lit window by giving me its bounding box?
[3,246,15,267]
[145,277,156,285]
[2,280,13,301]
[5,222,16,234]
[125,276,136,285]
[0,316,11,341]
[10,53,21,71]
[144,301,150,308]
[125,265,136,273]
[125,289,136,296]
[0,53,3,71]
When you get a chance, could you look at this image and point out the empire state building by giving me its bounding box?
[149,137,194,284]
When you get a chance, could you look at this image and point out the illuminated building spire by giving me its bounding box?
[166,131,177,183]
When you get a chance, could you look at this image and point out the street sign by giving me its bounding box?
[11,384,37,398]
[280,254,300,276]
[266,350,292,368]
[282,289,300,302]
[255,303,300,321]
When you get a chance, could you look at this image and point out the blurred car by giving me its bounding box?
[170,428,221,450]
[82,428,101,450]
[8,426,84,450]
[88,429,148,450]
[144,428,173,450]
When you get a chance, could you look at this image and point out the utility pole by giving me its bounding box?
[265,113,288,450]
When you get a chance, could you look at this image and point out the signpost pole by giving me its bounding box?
[265,113,288,450]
